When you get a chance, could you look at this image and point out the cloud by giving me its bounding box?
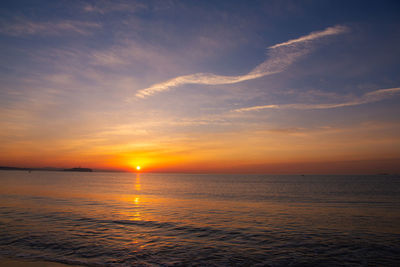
[0,18,101,36]
[269,25,349,49]
[234,87,400,112]
[83,1,146,14]
[136,25,348,98]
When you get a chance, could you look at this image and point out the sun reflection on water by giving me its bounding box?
[135,173,141,191]
[133,173,141,220]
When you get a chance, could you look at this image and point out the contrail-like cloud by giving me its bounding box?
[269,25,348,49]
[136,25,348,98]
[234,87,400,112]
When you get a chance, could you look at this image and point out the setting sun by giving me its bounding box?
[1,1,400,266]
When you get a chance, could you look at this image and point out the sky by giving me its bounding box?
[1,0,400,173]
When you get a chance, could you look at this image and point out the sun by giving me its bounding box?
[136,166,141,171]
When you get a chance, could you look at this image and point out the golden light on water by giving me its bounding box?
[135,173,141,191]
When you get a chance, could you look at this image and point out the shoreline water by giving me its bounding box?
[1,172,399,266]
[0,257,81,267]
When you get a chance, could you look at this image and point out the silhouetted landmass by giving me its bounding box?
[0,166,67,171]
[0,166,31,171]
[0,166,96,172]
[63,167,93,172]
[0,166,127,172]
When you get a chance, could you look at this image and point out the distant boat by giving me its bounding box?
[63,167,93,172]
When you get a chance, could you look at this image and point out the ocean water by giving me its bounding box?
[0,171,399,266]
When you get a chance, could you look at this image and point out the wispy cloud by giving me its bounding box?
[269,25,349,49]
[234,87,400,112]
[0,18,101,36]
[136,25,348,98]
[83,1,146,14]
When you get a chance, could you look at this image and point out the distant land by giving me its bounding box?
[63,167,92,172]
[0,166,123,172]
[0,166,34,171]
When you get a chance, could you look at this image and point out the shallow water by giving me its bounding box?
[0,171,399,266]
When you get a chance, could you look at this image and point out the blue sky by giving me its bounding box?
[1,0,400,173]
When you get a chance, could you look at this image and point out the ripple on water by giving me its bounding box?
[0,172,399,266]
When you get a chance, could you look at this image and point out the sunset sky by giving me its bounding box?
[1,0,400,173]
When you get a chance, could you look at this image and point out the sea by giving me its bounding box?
[0,171,399,266]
